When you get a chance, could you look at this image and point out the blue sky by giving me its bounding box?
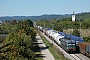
[0,0,90,16]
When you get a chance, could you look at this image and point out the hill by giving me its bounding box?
[0,14,71,21]
[76,12,90,20]
[0,12,90,21]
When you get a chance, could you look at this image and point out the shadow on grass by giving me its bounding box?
[36,37,41,40]
[40,46,49,51]
[33,43,40,52]
[33,42,43,44]
[35,53,46,60]
[33,41,49,52]
[36,54,45,58]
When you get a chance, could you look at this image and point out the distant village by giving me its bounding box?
[0,21,3,25]
[0,20,11,25]
[0,20,19,25]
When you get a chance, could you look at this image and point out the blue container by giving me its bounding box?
[65,34,72,38]
[58,32,66,36]
[71,36,84,42]
[45,28,51,30]
[78,37,84,42]
[47,28,51,30]
[58,31,84,46]
[71,35,84,46]
[58,32,62,34]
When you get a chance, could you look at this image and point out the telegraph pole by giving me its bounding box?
[44,21,45,28]
[52,24,54,30]
[79,20,82,37]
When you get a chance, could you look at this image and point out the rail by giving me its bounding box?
[70,54,82,60]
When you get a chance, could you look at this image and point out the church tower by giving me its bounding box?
[72,11,75,22]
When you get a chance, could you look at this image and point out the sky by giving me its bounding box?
[0,0,90,16]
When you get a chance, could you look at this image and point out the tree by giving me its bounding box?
[27,19,33,27]
[11,20,17,25]
[0,20,36,60]
[83,18,90,29]
[83,37,90,42]
[72,29,80,37]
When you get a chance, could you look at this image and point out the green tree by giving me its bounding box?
[0,20,36,60]
[27,19,33,27]
[11,20,17,25]
[72,29,80,37]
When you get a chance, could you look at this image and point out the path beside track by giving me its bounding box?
[36,34,55,60]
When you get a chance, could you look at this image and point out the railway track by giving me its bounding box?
[70,54,82,60]
[69,53,90,60]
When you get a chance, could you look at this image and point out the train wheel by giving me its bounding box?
[85,53,86,56]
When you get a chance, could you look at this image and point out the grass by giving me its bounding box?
[64,29,90,37]
[81,29,90,37]
[37,31,69,60]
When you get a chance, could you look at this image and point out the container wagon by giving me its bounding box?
[58,32,66,36]
[78,42,90,57]
[43,28,50,34]
[55,35,65,45]
[44,30,50,37]
[39,26,43,32]
[52,33,61,42]
[49,30,56,40]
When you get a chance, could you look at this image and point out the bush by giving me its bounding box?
[72,29,80,37]
[83,36,90,42]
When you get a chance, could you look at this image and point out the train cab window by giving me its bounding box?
[71,43,75,45]
[72,43,75,44]
[68,43,71,44]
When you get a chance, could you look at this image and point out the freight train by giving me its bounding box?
[38,26,76,53]
[37,26,90,56]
